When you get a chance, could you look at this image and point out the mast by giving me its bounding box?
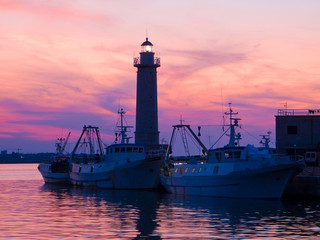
[260,131,271,149]
[225,103,241,147]
[115,108,133,144]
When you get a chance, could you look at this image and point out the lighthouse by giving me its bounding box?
[134,38,160,146]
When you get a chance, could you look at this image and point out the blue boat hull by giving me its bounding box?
[160,163,302,199]
[70,157,162,189]
[38,162,70,184]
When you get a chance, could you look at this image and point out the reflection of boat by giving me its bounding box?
[70,109,166,189]
[160,104,304,199]
[40,184,162,239]
[38,132,71,184]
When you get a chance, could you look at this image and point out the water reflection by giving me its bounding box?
[158,195,320,239]
[40,184,320,239]
[41,184,162,239]
[2,165,320,239]
[39,183,320,239]
[2,180,319,239]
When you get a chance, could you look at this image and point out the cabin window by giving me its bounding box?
[234,151,241,159]
[198,168,202,173]
[78,167,81,173]
[110,148,113,154]
[121,147,125,152]
[180,168,183,175]
[224,151,233,159]
[106,149,109,155]
[192,168,195,173]
[134,147,138,153]
[139,148,143,153]
[185,168,188,173]
[175,168,178,173]
[127,147,132,152]
[213,166,219,173]
[90,166,94,173]
[215,152,222,160]
[115,148,120,153]
[287,126,297,135]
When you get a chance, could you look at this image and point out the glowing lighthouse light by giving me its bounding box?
[141,37,153,52]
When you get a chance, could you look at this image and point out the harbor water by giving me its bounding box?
[1,164,320,239]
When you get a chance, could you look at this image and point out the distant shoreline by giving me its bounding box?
[0,153,55,164]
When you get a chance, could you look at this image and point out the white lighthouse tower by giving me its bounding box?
[134,38,160,146]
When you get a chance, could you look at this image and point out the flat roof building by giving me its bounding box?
[275,108,320,165]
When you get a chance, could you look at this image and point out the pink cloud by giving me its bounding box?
[0,1,114,23]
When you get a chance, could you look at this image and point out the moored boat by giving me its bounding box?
[38,132,71,184]
[160,104,304,199]
[70,109,166,189]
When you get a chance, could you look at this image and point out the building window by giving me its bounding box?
[287,126,298,135]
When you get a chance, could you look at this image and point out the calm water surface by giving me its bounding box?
[1,164,320,239]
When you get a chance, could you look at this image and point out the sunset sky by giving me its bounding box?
[1,0,320,153]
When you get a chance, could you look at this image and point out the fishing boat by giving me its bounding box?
[160,104,304,199]
[38,132,71,184]
[70,109,166,189]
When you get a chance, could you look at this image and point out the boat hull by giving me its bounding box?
[160,163,302,199]
[38,162,70,184]
[70,157,162,189]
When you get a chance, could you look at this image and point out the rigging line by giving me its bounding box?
[269,140,276,148]
[185,129,201,151]
[209,127,230,149]
[170,128,178,151]
[241,127,260,142]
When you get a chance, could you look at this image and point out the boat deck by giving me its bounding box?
[298,166,320,176]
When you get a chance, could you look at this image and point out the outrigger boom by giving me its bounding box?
[165,124,208,161]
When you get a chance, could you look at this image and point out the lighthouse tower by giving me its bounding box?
[134,38,160,146]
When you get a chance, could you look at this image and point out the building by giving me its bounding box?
[275,108,320,165]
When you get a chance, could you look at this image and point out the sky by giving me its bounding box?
[0,0,320,153]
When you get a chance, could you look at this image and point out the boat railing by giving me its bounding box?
[146,149,167,158]
[145,144,168,158]
[72,154,104,164]
[168,155,207,164]
[39,158,54,164]
[248,153,300,163]
[289,154,305,162]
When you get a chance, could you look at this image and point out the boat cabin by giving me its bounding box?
[208,147,247,163]
[106,145,144,155]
